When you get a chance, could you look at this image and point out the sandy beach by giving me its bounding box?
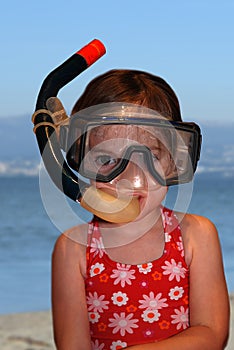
[0,310,55,350]
[0,295,233,349]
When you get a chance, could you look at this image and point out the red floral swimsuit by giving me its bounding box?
[85,207,189,350]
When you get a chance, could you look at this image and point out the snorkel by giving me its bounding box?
[32,39,140,223]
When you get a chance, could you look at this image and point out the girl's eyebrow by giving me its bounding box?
[89,148,120,156]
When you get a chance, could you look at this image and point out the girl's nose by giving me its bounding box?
[111,153,148,190]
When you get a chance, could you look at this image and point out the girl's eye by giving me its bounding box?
[96,155,117,166]
[152,151,160,161]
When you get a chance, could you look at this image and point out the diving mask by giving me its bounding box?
[64,103,202,187]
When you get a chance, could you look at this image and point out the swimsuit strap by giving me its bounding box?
[161,206,185,258]
[86,219,103,263]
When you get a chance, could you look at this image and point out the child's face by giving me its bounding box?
[88,124,170,218]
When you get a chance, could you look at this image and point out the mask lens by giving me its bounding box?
[80,124,180,184]
[66,110,201,186]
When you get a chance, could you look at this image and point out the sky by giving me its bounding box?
[0,0,234,124]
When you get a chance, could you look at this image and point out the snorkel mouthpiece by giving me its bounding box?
[33,39,140,223]
[80,187,140,224]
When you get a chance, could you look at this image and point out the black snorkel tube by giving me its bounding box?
[33,39,106,201]
[32,39,140,223]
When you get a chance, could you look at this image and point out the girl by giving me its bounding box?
[51,69,229,349]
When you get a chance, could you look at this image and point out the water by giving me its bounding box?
[0,173,234,314]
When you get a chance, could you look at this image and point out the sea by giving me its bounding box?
[0,170,234,315]
[0,121,234,314]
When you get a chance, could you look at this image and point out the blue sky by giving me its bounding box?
[1,0,234,124]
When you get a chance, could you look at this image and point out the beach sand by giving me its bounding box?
[0,310,55,350]
[0,296,233,349]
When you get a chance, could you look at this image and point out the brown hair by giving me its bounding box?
[72,69,182,121]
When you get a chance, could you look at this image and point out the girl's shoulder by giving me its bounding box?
[174,211,219,266]
[53,222,90,278]
[176,211,217,235]
[60,222,90,245]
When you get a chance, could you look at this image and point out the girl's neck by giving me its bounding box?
[97,206,163,250]
[99,208,165,265]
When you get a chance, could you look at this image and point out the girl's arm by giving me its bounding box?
[127,215,230,350]
[51,231,92,350]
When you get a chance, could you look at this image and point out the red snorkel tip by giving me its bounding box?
[76,39,106,67]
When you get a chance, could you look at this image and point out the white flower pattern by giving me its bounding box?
[162,259,187,282]
[90,237,105,258]
[90,262,105,277]
[86,208,189,347]
[141,309,161,323]
[89,312,101,324]
[112,291,129,306]
[168,286,184,300]
[139,292,168,310]
[109,312,139,336]
[171,306,189,330]
[110,340,127,349]
[87,291,109,313]
[110,263,136,287]
[91,339,105,350]
[137,262,153,274]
